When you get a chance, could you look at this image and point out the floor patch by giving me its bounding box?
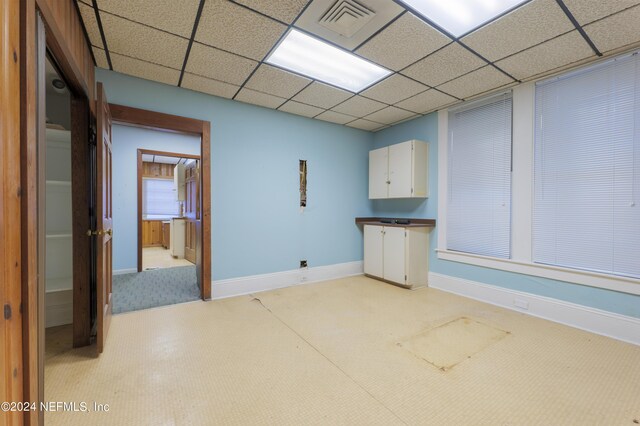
[398,317,509,371]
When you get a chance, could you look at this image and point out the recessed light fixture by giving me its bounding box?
[399,0,527,37]
[266,29,391,93]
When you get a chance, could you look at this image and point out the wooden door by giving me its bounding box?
[96,82,113,354]
[184,161,199,264]
[383,226,406,285]
[388,141,413,198]
[369,147,388,199]
[363,225,384,278]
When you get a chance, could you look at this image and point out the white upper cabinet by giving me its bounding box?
[369,140,428,199]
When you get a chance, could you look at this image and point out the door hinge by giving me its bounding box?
[89,124,97,145]
[411,187,414,194]
[404,275,407,281]
[4,304,11,320]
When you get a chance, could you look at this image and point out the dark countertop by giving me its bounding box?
[355,217,436,228]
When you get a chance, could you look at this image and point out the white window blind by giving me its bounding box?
[534,52,640,279]
[143,178,179,217]
[447,94,512,258]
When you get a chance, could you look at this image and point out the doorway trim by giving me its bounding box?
[110,104,212,300]
[137,149,201,273]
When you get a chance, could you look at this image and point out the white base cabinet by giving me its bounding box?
[369,140,429,199]
[363,224,429,288]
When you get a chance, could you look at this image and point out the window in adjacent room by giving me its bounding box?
[447,93,513,258]
[142,178,179,218]
[533,51,640,279]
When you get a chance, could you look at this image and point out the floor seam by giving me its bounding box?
[250,294,408,426]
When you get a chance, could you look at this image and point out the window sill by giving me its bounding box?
[436,249,640,296]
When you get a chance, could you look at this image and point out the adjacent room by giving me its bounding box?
[2,0,640,425]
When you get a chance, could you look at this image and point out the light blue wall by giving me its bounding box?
[98,69,374,280]
[111,126,201,271]
[372,114,640,318]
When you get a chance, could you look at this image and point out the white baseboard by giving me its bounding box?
[114,268,137,275]
[45,289,72,328]
[429,272,640,346]
[212,261,364,300]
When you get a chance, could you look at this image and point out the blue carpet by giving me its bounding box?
[112,266,200,314]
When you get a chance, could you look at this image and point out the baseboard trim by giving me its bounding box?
[45,289,72,328]
[429,272,640,346]
[212,261,364,300]
[114,268,137,275]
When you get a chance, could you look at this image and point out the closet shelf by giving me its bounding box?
[46,180,72,186]
[46,233,72,239]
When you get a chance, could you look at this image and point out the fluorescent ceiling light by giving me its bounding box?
[400,0,527,37]
[266,29,391,93]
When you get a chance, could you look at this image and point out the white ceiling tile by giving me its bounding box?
[235,88,286,109]
[395,89,457,114]
[141,154,153,162]
[402,43,485,87]
[315,110,357,125]
[93,47,109,69]
[154,155,180,164]
[437,66,514,100]
[195,1,287,61]
[563,0,640,25]
[245,64,311,98]
[97,0,200,38]
[233,0,309,24]
[364,106,417,125]
[78,2,104,49]
[110,53,180,86]
[361,74,428,104]
[185,43,257,86]
[356,12,450,71]
[181,73,239,99]
[292,82,352,109]
[278,101,324,118]
[495,31,594,80]
[346,119,386,131]
[101,12,188,69]
[461,0,573,62]
[332,96,386,117]
[584,5,640,53]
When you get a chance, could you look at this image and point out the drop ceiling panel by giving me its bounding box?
[97,0,200,38]
[584,5,640,53]
[278,101,324,118]
[181,73,240,99]
[402,44,485,87]
[395,89,457,114]
[141,154,153,162]
[347,118,386,131]
[195,1,287,61]
[364,106,416,125]
[295,0,404,50]
[461,0,574,62]
[495,31,594,80]
[316,110,357,124]
[361,73,428,104]
[245,65,311,98]
[154,156,180,164]
[563,0,640,25]
[356,12,450,71]
[234,0,310,24]
[78,2,104,49]
[110,53,180,86]
[437,66,514,100]
[292,82,352,109]
[235,88,287,109]
[332,95,386,116]
[185,43,257,86]
[93,48,109,69]
[101,13,188,69]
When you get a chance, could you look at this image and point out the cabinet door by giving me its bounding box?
[369,147,388,199]
[364,225,384,278]
[388,141,413,198]
[383,227,406,285]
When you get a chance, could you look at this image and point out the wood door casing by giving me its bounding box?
[184,161,199,264]
[96,83,113,354]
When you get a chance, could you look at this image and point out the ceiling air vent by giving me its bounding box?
[319,0,376,38]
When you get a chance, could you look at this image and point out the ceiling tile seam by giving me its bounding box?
[555,0,602,56]
[92,0,112,70]
[73,0,97,67]
[276,80,317,111]
[345,115,386,126]
[316,94,359,117]
[92,8,191,41]
[191,40,259,64]
[492,29,581,63]
[227,0,289,27]
[358,91,431,114]
[454,0,536,39]
[231,0,316,100]
[455,41,520,82]
[178,0,207,87]
[352,10,408,52]
[106,49,183,72]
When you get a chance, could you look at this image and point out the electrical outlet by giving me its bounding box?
[514,298,529,310]
[300,260,307,268]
